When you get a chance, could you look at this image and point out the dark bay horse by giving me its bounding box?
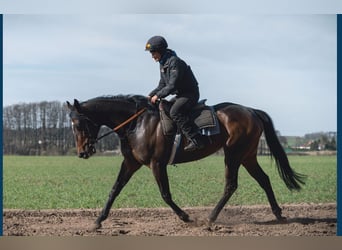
[66,95,306,230]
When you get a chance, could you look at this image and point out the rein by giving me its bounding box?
[95,107,147,142]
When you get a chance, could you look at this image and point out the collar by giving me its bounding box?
[159,49,177,65]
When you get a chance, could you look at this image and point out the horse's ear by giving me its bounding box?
[74,99,81,112]
[66,101,73,110]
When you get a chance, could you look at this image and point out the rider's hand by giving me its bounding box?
[150,95,159,104]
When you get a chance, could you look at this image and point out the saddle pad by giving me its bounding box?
[194,107,216,128]
[160,106,218,136]
[160,109,176,136]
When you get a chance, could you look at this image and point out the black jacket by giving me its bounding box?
[149,50,199,99]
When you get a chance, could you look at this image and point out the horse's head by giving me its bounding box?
[66,99,100,159]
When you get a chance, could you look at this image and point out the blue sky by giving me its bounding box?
[3,14,337,136]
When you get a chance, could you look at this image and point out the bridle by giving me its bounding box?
[71,113,98,155]
[71,107,147,154]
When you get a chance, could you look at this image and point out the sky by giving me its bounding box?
[3,14,337,136]
[1,0,342,14]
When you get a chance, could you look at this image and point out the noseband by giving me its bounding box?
[70,113,98,156]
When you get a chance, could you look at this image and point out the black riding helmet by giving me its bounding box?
[145,36,168,53]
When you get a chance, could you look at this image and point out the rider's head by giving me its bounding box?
[145,36,168,55]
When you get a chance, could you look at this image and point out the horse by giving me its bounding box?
[66,94,306,230]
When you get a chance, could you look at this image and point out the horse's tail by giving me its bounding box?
[254,109,306,190]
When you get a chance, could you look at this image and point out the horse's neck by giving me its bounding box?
[104,105,137,128]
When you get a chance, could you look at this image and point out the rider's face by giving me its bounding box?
[151,51,161,62]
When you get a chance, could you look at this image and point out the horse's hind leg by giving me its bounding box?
[151,162,190,222]
[242,156,286,221]
[94,157,141,230]
[208,147,240,224]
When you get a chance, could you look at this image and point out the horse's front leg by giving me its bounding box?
[93,158,141,230]
[151,161,190,222]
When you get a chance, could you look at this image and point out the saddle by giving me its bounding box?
[158,99,220,136]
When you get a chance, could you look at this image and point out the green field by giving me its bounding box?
[3,155,336,209]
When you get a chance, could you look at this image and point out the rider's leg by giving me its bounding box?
[170,96,204,151]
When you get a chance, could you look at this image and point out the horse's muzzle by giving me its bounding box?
[78,144,96,159]
[79,151,90,159]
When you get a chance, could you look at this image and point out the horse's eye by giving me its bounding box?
[72,120,82,130]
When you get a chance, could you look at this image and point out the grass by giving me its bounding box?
[3,155,336,209]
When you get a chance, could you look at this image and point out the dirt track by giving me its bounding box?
[3,203,336,236]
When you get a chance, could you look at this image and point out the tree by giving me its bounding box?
[3,101,121,155]
[325,137,336,150]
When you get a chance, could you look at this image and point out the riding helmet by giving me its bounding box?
[145,36,168,53]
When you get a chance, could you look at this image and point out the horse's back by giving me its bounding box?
[214,102,259,123]
[214,102,264,149]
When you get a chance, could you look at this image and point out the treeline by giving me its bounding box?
[304,132,337,151]
[3,101,336,156]
[3,101,120,155]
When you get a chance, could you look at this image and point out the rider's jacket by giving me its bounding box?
[149,49,199,99]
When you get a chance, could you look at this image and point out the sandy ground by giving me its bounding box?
[3,203,336,236]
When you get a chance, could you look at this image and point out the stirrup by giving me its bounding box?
[184,141,197,152]
[184,139,204,152]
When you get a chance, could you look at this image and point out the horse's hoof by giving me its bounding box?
[274,210,287,222]
[277,216,287,223]
[180,213,191,222]
[89,222,102,232]
[207,218,214,227]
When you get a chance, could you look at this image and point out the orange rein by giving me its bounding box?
[113,107,147,132]
[95,107,147,142]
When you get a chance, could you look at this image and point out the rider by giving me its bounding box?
[145,35,204,151]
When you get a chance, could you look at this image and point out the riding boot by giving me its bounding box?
[184,134,205,152]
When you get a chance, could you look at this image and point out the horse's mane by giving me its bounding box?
[81,94,155,112]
